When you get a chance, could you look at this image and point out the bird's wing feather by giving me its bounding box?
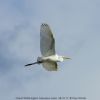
[40,23,55,57]
[42,61,57,71]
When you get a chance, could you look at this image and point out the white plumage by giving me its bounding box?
[40,23,55,57]
[25,23,71,71]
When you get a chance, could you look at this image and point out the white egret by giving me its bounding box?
[25,23,71,71]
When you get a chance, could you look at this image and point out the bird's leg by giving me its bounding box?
[38,61,43,64]
[25,61,43,66]
[25,62,38,66]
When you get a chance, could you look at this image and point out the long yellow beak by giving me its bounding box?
[63,57,71,60]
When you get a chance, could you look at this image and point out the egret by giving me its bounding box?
[25,23,71,71]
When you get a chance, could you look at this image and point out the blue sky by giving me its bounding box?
[0,0,100,100]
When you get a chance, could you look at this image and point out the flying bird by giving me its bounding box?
[25,23,71,71]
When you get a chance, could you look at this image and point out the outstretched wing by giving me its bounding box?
[40,23,55,57]
[42,61,58,71]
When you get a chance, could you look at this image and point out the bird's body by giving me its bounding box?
[25,23,71,71]
[37,54,64,63]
